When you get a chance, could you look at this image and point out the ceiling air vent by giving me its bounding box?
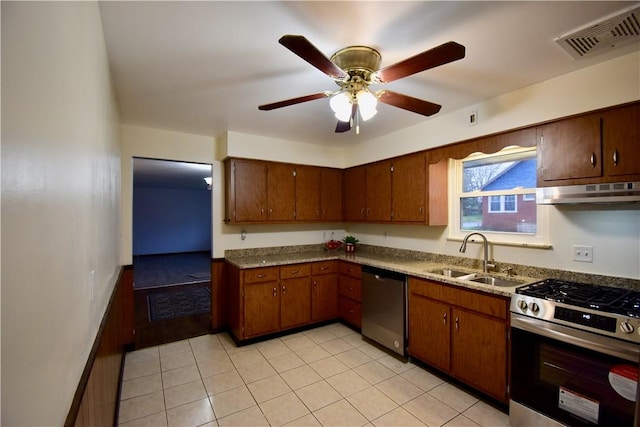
[554,4,640,59]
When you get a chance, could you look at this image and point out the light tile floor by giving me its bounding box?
[118,323,510,427]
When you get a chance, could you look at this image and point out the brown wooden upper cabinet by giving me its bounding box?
[342,155,447,225]
[537,103,640,186]
[343,161,393,222]
[602,103,640,178]
[343,165,366,221]
[392,153,426,223]
[225,159,295,224]
[366,160,393,222]
[295,166,343,221]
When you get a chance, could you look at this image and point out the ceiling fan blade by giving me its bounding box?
[374,41,465,83]
[335,120,351,133]
[377,90,441,116]
[259,92,330,111]
[279,35,348,80]
[335,104,357,133]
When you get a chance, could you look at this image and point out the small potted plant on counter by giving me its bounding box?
[342,235,359,253]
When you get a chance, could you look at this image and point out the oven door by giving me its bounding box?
[511,314,639,427]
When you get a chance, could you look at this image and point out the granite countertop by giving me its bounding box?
[225,249,540,298]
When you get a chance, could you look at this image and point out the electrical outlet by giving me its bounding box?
[573,245,593,263]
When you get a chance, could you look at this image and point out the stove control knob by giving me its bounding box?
[620,321,635,334]
[517,300,528,311]
[529,302,540,313]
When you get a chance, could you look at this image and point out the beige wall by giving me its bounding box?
[1,2,121,425]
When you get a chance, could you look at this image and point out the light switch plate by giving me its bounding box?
[573,245,593,262]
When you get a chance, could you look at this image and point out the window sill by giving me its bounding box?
[446,236,553,249]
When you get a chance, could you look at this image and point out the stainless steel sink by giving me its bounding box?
[468,276,521,287]
[430,268,477,281]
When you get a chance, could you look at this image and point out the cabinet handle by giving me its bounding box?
[313,281,317,286]
[455,316,459,330]
[320,266,327,271]
[348,310,355,314]
[366,208,370,216]
[360,208,365,217]
[316,209,319,216]
[282,285,286,294]
[419,207,423,214]
[257,274,265,278]
[348,286,353,291]
[613,149,619,166]
[590,152,596,168]
[290,270,299,274]
[443,312,447,324]
[273,287,277,297]
[322,208,326,215]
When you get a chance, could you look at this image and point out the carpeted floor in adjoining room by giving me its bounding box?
[133,251,211,289]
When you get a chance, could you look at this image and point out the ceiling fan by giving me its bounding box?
[259,35,465,134]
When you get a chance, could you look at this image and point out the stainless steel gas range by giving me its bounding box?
[510,279,640,427]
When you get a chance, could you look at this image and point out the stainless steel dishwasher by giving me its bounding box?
[361,265,407,356]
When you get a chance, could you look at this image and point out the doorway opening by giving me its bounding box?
[132,157,213,348]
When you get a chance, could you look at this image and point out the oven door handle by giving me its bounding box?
[511,313,640,362]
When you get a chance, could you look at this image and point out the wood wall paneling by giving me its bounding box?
[66,266,132,427]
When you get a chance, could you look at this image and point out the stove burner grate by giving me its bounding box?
[517,279,640,317]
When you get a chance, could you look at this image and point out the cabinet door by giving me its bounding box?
[244,281,280,337]
[451,308,508,402]
[366,161,392,221]
[408,294,451,372]
[295,166,321,221]
[392,153,426,222]
[233,160,267,222]
[343,166,366,221]
[428,159,448,226]
[320,168,343,221]
[280,277,311,329]
[311,273,338,321]
[338,296,361,328]
[537,115,601,183]
[267,163,296,221]
[602,104,640,177]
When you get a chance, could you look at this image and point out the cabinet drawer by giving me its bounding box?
[312,261,338,275]
[244,267,279,284]
[280,263,310,279]
[339,262,361,279]
[339,296,361,328]
[409,277,508,320]
[338,275,361,302]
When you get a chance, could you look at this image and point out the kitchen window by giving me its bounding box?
[449,146,550,247]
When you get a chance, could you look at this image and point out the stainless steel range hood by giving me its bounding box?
[536,181,640,205]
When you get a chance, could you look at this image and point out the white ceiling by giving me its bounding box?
[133,158,212,190]
[99,1,639,148]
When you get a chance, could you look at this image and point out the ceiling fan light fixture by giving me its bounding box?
[356,90,377,121]
[330,92,352,122]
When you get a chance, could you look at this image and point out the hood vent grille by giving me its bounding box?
[554,4,640,59]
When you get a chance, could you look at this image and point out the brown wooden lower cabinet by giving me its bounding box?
[281,276,311,329]
[311,261,339,322]
[228,261,340,341]
[408,277,509,403]
[338,261,362,328]
[243,280,280,337]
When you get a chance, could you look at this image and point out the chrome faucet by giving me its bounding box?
[459,232,495,273]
